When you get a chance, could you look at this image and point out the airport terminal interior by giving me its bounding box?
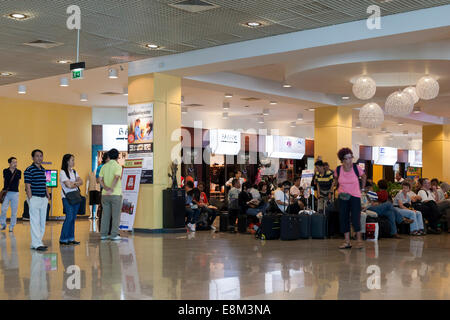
[0,0,449,300]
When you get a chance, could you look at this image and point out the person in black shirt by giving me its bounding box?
[1,157,22,232]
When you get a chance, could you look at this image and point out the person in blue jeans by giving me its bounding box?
[60,154,83,245]
[184,181,200,232]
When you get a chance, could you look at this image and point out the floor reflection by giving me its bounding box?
[0,221,447,299]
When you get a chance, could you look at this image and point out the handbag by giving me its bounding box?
[338,192,352,201]
[63,188,82,205]
[0,170,17,204]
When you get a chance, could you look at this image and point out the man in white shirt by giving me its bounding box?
[225,170,245,191]
[417,178,442,233]
[395,172,404,183]
[274,182,291,213]
[290,176,301,199]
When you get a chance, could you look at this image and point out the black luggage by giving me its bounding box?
[238,214,247,233]
[397,222,410,235]
[298,212,311,239]
[311,212,328,239]
[280,214,301,240]
[257,214,281,240]
[378,215,391,238]
[219,213,229,232]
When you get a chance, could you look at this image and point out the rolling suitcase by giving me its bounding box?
[238,214,247,233]
[257,214,281,240]
[219,213,229,232]
[378,215,391,238]
[311,211,328,239]
[298,212,311,239]
[280,214,301,240]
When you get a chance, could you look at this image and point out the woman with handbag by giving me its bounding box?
[333,148,367,250]
[60,154,83,245]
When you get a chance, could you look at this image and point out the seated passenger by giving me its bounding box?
[417,178,442,234]
[197,182,218,231]
[366,179,412,239]
[274,181,291,213]
[394,182,425,236]
[431,178,450,216]
[184,181,200,233]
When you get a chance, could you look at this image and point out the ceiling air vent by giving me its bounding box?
[241,97,261,102]
[101,92,122,96]
[169,0,220,13]
[23,39,63,49]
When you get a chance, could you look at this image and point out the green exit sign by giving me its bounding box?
[72,69,83,80]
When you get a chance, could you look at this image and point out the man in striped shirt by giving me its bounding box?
[24,149,50,251]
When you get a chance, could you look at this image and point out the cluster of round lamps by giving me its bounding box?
[354,75,439,129]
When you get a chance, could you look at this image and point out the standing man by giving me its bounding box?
[314,160,334,212]
[24,150,50,251]
[225,170,245,190]
[1,157,22,232]
[99,149,123,241]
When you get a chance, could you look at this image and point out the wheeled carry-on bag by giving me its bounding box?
[257,214,281,240]
[280,214,301,240]
[219,213,229,232]
[298,211,312,239]
[238,214,247,233]
[311,211,328,239]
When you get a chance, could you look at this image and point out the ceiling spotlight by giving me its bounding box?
[290,122,296,128]
[145,44,160,49]
[258,117,265,124]
[246,22,262,27]
[398,122,404,126]
[270,101,277,105]
[182,107,188,114]
[57,60,72,64]
[263,109,270,116]
[0,72,13,77]
[413,106,421,113]
[224,93,233,98]
[108,68,118,79]
[222,112,229,119]
[307,108,315,112]
[282,82,292,88]
[381,127,387,133]
[297,113,303,121]
[123,88,128,96]
[223,102,230,110]
[342,96,350,100]
[181,96,184,104]
[8,13,29,20]
[59,77,69,87]
[18,85,26,94]
[368,133,373,138]
[80,93,88,102]
[356,122,361,129]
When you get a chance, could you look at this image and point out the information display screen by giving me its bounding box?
[372,147,398,166]
[45,170,58,188]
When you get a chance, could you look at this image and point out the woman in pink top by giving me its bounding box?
[333,148,366,250]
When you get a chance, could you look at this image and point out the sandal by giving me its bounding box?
[339,242,352,249]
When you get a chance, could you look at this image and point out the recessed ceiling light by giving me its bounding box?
[270,101,277,105]
[398,122,404,126]
[123,88,128,96]
[224,93,233,98]
[0,72,13,77]
[108,68,118,79]
[182,107,188,114]
[282,82,292,88]
[222,112,228,119]
[307,108,315,112]
[8,13,29,20]
[246,22,262,27]
[80,93,88,102]
[145,44,160,49]
[356,122,361,129]
[290,122,296,128]
[263,109,270,116]
[18,85,26,94]
[342,96,350,100]
[258,117,265,124]
[297,113,303,121]
[57,60,72,64]
[59,77,69,87]
[413,106,421,113]
[181,96,184,104]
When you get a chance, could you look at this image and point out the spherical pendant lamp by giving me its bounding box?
[403,86,419,104]
[416,76,439,100]
[359,102,384,129]
[385,91,414,116]
[352,76,376,100]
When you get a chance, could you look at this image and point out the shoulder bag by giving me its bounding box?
[62,170,82,205]
[0,170,17,203]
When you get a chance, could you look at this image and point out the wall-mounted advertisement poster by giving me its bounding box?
[127,103,154,184]
[209,129,241,155]
[266,136,305,160]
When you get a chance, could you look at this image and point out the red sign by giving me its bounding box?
[126,175,136,190]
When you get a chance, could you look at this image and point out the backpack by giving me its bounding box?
[336,164,361,189]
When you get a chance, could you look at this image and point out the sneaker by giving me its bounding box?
[100,236,109,240]
[190,224,196,232]
[110,235,122,241]
[210,225,216,231]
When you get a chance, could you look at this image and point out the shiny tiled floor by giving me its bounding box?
[0,219,449,300]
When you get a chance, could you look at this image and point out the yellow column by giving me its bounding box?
[314,106,353,169]
[128,73,181,231]
[422,125,450,182]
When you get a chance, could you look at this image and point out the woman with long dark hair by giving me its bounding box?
[333,148,367,249]
[60,154,83,245]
